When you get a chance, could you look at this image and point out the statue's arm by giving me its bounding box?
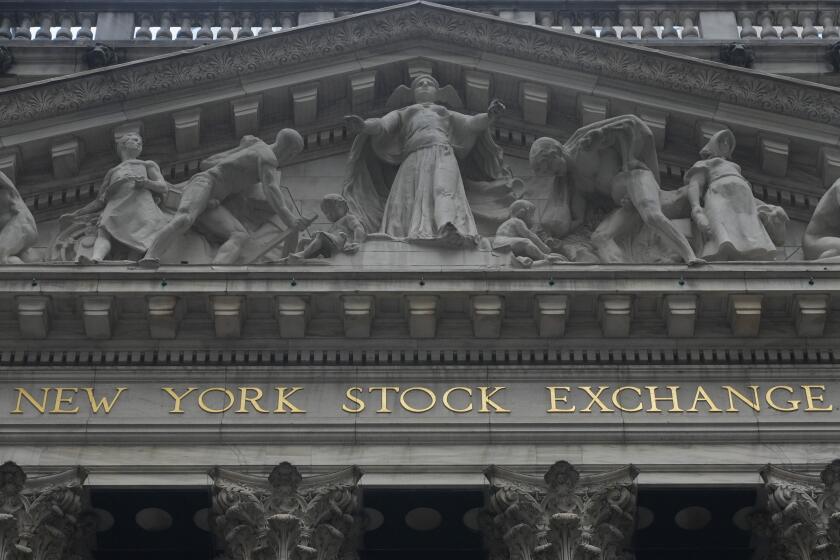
[465,99,505,132]
[684,169,711,232]
[70,171,112,216]
[139,162,170,194]
[259,163,308,231]
[349,216,367,244]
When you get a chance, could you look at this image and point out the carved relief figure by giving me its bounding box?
[803,178,840,261]
[289,194,367,262]
[59,132,169,264]
[343,74,514,247]
[685,129,788,261]
[493,200,566,267]
[140,129,310,267]
[0,170,37,264]
[541,115,702,264]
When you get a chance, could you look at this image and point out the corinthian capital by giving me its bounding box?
[0,461,88,560]
[758,459,840,560]
[210,462,363,560]
[483,461,639,560]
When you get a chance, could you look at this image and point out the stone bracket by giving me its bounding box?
[521,82,549,125]
[661,294,697,338]
[17,295,51,339]
[534,294,568,338]
[819,146,840,188]
[51,136,84,178]
[147,295,184,339]
[471,295,504,338]
[0,147,22,183]
[230,95,262,138]
[793,294,829,337]
[599,294,632,337]
[291,83,319,126]
[759,135,789,176]
[406,294,438,338]
[464,70,491,113]
[82,295,116,339]
[211,295,245,338]
[637,107,668,151]
[577,94,608,126]
[276,295,309,338]
[342,295,374,338]
[728,294,763,336]
[349,71,376,112]
[172,107,202,153]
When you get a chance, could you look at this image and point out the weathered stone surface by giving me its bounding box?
[210,462,362,560]
[484,461,638,560]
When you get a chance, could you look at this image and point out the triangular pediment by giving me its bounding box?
[0,1,837,218]
[0,0,837,268]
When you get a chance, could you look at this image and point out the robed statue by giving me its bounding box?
[342,74,517,247]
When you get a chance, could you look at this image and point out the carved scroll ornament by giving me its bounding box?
[483,461,639,560]
[0,461,88,560]
[210,462,362,560]
[757,459,840,560]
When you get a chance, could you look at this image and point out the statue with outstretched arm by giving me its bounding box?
[139,129,310,268]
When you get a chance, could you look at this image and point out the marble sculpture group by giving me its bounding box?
[6,74,837,268]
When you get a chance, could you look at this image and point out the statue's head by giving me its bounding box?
[268,462,303,495]
[700,129,735,160]
[544,460,580,493]
[273,128,304,166]
[510,199,536,223]
[529,137,568,176]
[821,459,840,490]
[320,193,349,222]
[411,74,439,104]
[115,132,143,160]
[0,461,26,497]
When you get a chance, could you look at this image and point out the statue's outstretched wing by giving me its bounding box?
[435,85,464,109]
[385,85,414,110]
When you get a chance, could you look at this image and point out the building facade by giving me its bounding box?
[0,2,839,559]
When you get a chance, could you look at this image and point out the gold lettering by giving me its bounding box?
[612,386,643,412]
[687,386,723,413]
[162,387,197,414]
[646,386,683,413]
[198,387,235,414]
[579,386,614,413]
[368,386,399,413]
[274,387,305,413]
[11,387,51,414]
[342,387,365,413]
[766,386,800,412]
[478,387,510,413]
[51,387,79,414]
[802,385,833,412]
[546,386,575,413]
[723,385,761,412]
[442,387,473,413]
[237,387,269,414]
[84,387,127,414]
[400,387,436,413]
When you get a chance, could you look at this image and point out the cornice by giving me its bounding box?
[1,1,839,128]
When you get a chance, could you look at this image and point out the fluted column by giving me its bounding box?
[210,462,363,560]
[754,459,840,560]
[484,461,639,560]
[0,461,89,560]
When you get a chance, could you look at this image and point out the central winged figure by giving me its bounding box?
[342,74,516,247]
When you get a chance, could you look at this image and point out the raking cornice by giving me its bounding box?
[1,1,839,127]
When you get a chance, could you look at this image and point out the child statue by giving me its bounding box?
[493,200,567,268]
[288,194,366,262]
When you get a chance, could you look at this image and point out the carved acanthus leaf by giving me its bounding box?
[484,461,638,560]
[758,459,840,560]
[0,461,88,560]
[210,462,362,560]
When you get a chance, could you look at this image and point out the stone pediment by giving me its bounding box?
[0,1,839,129]
[0,1,836,323]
